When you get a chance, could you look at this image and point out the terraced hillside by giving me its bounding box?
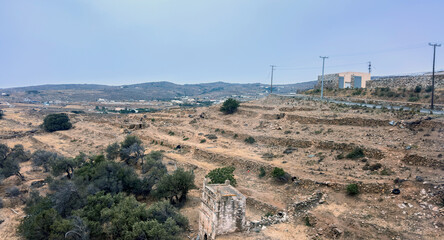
[0,95,443,239]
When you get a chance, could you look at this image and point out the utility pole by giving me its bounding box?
[368,61,372,74]
[320,56,328,99]
[429,43,441,110]
[270,65,275,94]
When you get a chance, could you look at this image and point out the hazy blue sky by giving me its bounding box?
[1,0,443,88]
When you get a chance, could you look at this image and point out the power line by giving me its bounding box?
[329,43,428,58]
[275,61,368,71]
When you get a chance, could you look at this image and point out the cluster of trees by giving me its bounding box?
[13,135,195,240]
[0,144,30,181]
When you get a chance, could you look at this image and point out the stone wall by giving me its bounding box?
[315,74,339,89]
[367,75,444,89]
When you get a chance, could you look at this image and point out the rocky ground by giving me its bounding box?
[0,95,443,240]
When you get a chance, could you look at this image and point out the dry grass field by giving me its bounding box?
[0,95,443,239]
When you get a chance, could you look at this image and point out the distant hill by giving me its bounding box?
[0,81,316,102]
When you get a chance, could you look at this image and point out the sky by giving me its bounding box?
[0,0,443,88]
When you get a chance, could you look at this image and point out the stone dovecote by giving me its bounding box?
[198,178,246,240]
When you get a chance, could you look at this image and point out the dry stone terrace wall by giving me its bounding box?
[367,75,444,89]
[246,197,282,214]
[317,141,384,159]
[192,148,274,172]
[286,114,388,127]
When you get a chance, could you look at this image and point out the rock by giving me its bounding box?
[415,176,424,182]
[308,154,315,158]
[205,134,218,140]
[30,180,45,188]
[420,189,427,195]
[405,146,412,150]
[398,203,406,209]
[283,147,297,154]
[332,227,343,236]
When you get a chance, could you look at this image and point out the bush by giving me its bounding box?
[43,113,72,132]
[105,142,120,160]
[258,167,266,178]
[425,85,433,93]
[50,155,84,179]
[142,151,167,183]
[6,186,21,197]
[0,144,21,178]
[244,136,256,144]
[9,144,30,162]
[206,166,237,186]
[408,96,420,102]
[346,184,359,196]
[346,148,365,159]
[220,98,240,114]
[31,150,60,172]
[363,162,382,171]
[200,139,206,143]
[0,198,3,208]
[74,160,146,195]
[414,85,422,93]
[271,167,289,183]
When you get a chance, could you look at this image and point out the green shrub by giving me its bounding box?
[0,110,3,119]
[200,139,206,143]
[220,98,240,114]
[380,168,392,176]
[258,167,266,178]
[244,136,256,144]
[346,148,365,159]
[304,216,312,227]
[363,162,382,171]
[346,183,359,196]
[206,166,237,186]
[425,85,433,93]
[43,113,72,132]
[271,167,289,183]
[408,96,420,102]
[168,131,175,136]
[105,142,120,160]
[414,85,422,93]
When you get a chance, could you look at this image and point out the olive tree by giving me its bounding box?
[119,135,145,165]
[155,168,196,205]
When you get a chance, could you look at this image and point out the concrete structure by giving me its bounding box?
[316,72,371,89]
[199,178,246,240]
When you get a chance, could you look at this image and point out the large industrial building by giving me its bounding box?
[316,72,371,89]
